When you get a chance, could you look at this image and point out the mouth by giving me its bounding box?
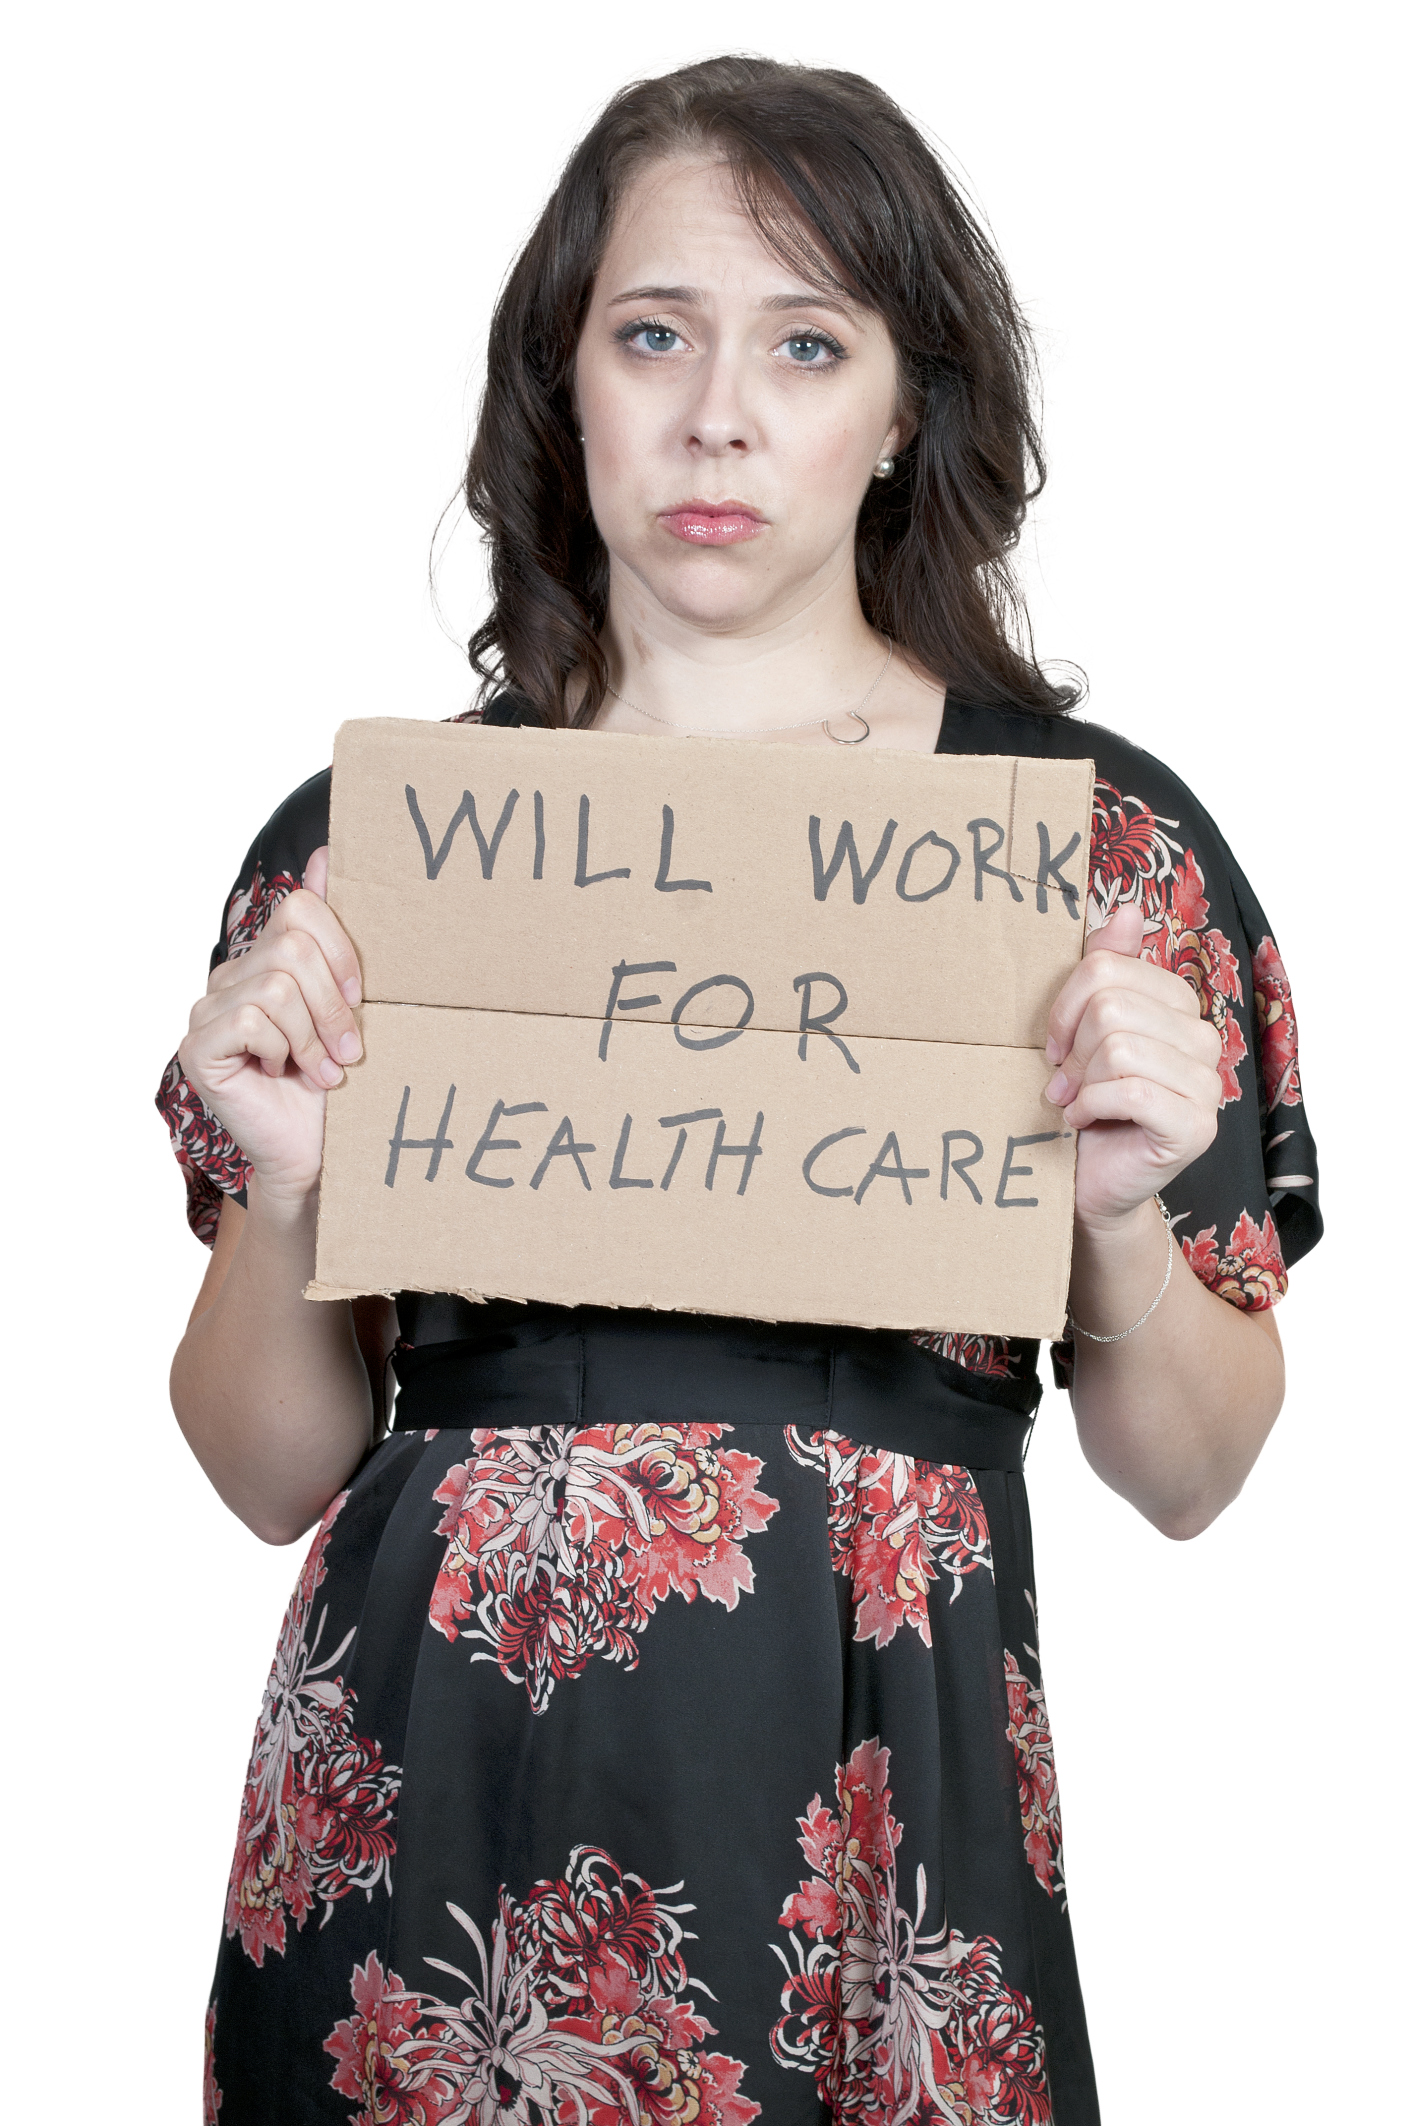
[658,499,767,546]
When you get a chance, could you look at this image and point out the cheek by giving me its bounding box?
[577,368,662,526]
[772,358,896,489]
[592,379,653,468]
[773,403,878,518]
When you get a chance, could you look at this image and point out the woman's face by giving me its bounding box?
[574,155,905,640]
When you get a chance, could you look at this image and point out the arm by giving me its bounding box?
[173,1193,396,1544]
[1046,905,1286,1540]
[168,849,394,1545]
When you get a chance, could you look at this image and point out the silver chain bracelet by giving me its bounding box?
[1069,1195,1175,1344]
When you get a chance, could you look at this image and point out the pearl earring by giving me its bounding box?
[873,455,896,479]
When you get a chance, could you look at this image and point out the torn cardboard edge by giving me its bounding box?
[308,1004,1079,1339]
[304,1136,1079,1337]
[301,1278,1076,1341]
[303,1253,1076,1339]
[304,1202,1080,1339]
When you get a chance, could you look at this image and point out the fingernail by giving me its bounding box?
[1045,1070,1071,1105]
[319,1058,343,1087]
[341,979,361,1006]
[338,1031,362,1063]
[1045,1036,1060,1063]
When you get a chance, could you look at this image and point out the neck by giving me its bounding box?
[600,558,887,734]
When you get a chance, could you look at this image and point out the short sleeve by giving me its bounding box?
[156,767,332,1244]
[1050,732,1321,1384]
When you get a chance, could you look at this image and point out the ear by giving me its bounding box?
[884,373,920,458]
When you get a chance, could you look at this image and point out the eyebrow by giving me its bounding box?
[606,283,859,320]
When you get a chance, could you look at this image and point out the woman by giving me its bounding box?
[161,56,1320,2125]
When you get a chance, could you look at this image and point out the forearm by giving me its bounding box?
[1068,1200,1285,1540]
[170,1182,374,1544]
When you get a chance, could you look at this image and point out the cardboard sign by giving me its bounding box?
[311,719,1094,1338]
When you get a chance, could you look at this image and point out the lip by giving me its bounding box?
[658,499,767,546]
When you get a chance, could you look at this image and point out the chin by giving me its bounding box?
[652,587,781,634]
[632,547,802,634]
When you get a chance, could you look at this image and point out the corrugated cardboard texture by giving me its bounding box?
[313,720,1094,1337]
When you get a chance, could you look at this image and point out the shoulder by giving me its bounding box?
[247,764,333,866]
[940,697,1234,890]
[232,693,533,876]
[222,694,532,937]
[942,696,1200,808]
[477,690,543,728]
[214,765,330,969]
[231,759,331,885]
[942,697,1258,1060]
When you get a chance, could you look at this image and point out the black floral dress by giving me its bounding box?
[159,696,1321,2126]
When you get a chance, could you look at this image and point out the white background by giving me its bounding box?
[4,3,1405,2117]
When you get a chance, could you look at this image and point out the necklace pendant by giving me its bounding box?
[606,637,891,740]
[823,710,870,746]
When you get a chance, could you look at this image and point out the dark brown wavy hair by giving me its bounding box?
[463,54,1078,724]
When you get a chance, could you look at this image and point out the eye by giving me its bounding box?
[617,319,685,356]
[776,330,847,368]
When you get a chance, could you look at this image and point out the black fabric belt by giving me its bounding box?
[391,1306,1034,1472]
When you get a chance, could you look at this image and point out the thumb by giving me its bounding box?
[303,846,330,901]
[1085,900,1144,960]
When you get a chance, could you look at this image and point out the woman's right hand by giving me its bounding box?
[178,846,363,1202]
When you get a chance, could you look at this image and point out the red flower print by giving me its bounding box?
[1252,935,1301,1112]
[224,863,299,960]
[155,1052,251,1244]
[514,1846,692,2009]
[786,1430,992,1646]
[1087,780,1248,1107]
[1087,779,1183,929]
[960,1995,1053,2122]
[324,1851,760,2125]
[1183,1209,1287,1310]
[324,1951,462,2126]
[910,1330,1022,1381]
[428,1423,779,1712]
[772,1740,1051,2124]
[156,862,305,1241]
[1142,853,1247,1105]
[588,1993,757,2126]
[1005,1644,1066,1906]
[203,2002,222,2124]
[225,1493,401,1966]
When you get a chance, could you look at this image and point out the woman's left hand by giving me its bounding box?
[1045,903,1223,1230]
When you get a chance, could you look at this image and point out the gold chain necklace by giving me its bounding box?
[604,639,893,746]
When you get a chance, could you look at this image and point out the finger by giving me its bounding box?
[246,969,345,1088]
[209,910,362,1065]
[1057,989,1223,1081]
[1046,944,1201,1064]
[206,928,360,1067]
[1049,1028,1218,1110]
[1061,1073,1217,1158]
[181,1002,290,1086]
[201,970,345,1089]
[267,918,363,1062]
[272,881,360,1004]
[304,845,330,900]
[1085,902,1144,961]
[208,880,362,1011]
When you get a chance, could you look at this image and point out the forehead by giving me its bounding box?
[599,154,828,295]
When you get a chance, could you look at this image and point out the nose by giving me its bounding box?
[680,345,757,458]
